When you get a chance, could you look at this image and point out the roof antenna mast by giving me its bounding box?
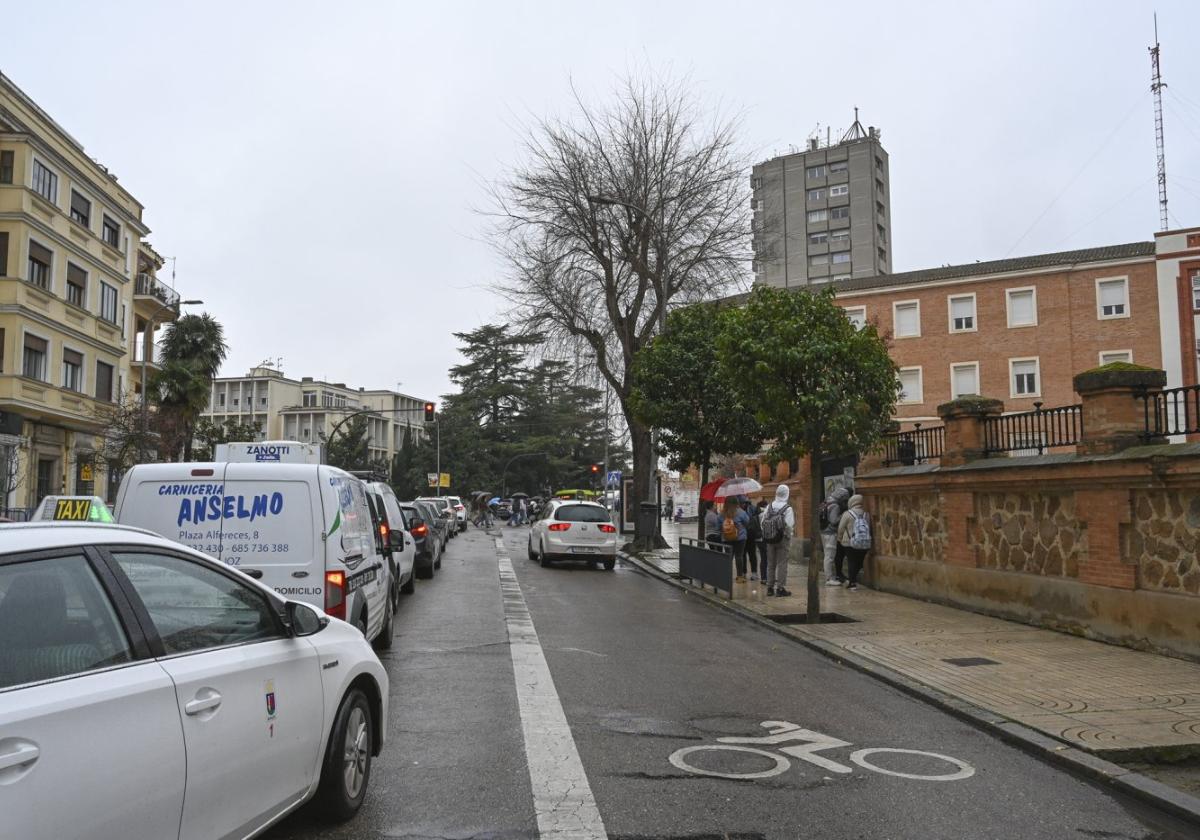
[1150,13,1169,231]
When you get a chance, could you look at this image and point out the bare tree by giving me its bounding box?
[0,434,25,515]
[490,72,751,546]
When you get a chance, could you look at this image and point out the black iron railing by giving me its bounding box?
[1139,384,1200,439]
[982,402,1083,456]
[881,423,945,466]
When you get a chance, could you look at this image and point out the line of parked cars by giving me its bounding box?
[0,441,466,839]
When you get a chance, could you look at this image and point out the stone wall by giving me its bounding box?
[875,492,944,564]
[972,492,1084,578]
[1132,489,1200,596]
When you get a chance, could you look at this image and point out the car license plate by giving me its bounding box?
[570,546,600,554]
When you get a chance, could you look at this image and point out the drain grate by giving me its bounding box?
[942,656,1000,667]
[766,612,858,625]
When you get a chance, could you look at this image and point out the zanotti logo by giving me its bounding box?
[246,444,290,462]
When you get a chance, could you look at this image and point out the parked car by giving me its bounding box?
[365,482,417,604]
[443,495,468,532]
[0,522,388,839]
[401,501,441,579]
[416,497,457,539]
[528,499,618,570]
[114,448,396,650]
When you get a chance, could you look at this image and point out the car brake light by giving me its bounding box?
[379,522,389,542]
[325,571,346,621]
[548,523,571,532]
[412,523,428,538]
[599,524,616,533]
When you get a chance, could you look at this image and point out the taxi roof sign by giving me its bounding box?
[213,441,324,465]
[32,495,114,523]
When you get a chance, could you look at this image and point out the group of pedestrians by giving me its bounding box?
[703,484,872,597]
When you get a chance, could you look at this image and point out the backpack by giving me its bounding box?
[722,515,738,541]
[745,509,763,540]
[818,500,837,530]
[761,504,788,544]
[850,510,872,550]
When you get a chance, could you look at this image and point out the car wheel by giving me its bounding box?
[416,559,433,580]
[527,538,537,561]
[603,557,616,571]
[374,601,394,651]
[315,688,373,822]
[354,609,368,637]
[400,572,415,595]
[539,540,552,568]
[435,553,442,570]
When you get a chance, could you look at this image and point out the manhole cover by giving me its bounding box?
[766,612,858,624]
[942,657,1000,667]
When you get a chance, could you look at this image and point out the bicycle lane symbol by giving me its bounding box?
[668,720,975,782]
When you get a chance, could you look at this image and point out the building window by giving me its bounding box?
[753,199,764,211]
[1192,269,1200,311]
[70,190,91,227]
[831,273,851,282]
[843,306,866,329]
[99,282,118,324]
[830,206,850,221]
[66,263,87,308]
[1099,350,1132,365]
[806,165,825,179]
[876,178,885,194]
[807,209,828,224]
[807,188,825,202]
[809,253,829,266]
[831,252,851,265]
[751,176,763,190]
[898,367,923,404]
[95,361,114,403]
[878,247,887,263]
[876,201,886,216]
[808,231,828,246]
[22,333,47,380]
[261,396,268,406]
[0,231,7,276]
[1006,287,1037,327]
[232,397,239,406]
[829,160,848,174]
[829,183,849,198]
[948,294,976,332]
[876,156,883,172]
[101,216,120,249]
[218,393,226,407]
[893,300,921,338]
[302,390,317,407]
[62,348,83,392]
[1096,277,1129,319]
[877,223,887,244]
[0,150,13,183]
[829,229,850,245]
[951,362,979,398]
[27,240,51,289]
[1010,358,1040,397]
[31,159,57,204]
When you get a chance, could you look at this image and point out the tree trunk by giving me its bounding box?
[628,415,656,550]
[807,447,823,624]
[696,456,710,544]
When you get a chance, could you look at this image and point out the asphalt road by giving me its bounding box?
[265,526,1193,840]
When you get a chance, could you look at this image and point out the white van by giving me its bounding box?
[114,455,395,648]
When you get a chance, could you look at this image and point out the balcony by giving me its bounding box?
[134,273,181,319]
[133,341,165,369]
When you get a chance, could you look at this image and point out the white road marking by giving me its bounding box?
[497,538,608,840]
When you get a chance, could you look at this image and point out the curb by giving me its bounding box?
[618,550,1200,830]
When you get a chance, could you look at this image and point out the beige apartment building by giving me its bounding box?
[202,365,429,466]
[0,72,182,512]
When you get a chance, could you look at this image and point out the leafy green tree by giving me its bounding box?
[325,415,373,472]
[450,324,543,426]
[719,285,899,622]
[192,418,263,461]
[152,313,229,461]
[632,302,764,540]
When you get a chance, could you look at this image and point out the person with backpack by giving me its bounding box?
[754,500,769,580]
[742,497,763,581]
[836,494,871,590]
[703,500,723,548]
[819,486,850,587]
[721,497,750,582]
[759,485,795,597]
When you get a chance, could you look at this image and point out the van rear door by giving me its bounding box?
[219,463,325,609]
[115,463,229,560]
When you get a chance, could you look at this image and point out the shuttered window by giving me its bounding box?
[23,334,47,380]
[62,349,83,392]
[99,283,118,324]
[70,190,91,227]
[95,361,114,403]
[27,240,51,289]
[67,263,87,307]
[0,231,8,277]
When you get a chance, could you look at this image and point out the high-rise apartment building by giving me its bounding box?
[751,116,892,288]
[202,366,429,466]
[0,72,183,511]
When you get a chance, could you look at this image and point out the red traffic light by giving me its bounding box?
[590,464,601,474]
[423,402,436,422]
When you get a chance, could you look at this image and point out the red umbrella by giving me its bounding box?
[699,479,726,501]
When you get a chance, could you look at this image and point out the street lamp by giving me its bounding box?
[139,298,203,461]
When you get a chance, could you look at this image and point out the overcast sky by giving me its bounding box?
[7,1,1200,400]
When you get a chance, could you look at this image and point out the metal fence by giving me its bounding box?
[982,402,1083,456]
[1139,384,1200,439]
[881,423,945,466]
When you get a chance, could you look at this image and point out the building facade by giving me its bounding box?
[202,366,428,466]
[0,72,180,512]
[752,118,892,288]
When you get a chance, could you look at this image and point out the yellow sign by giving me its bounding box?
[53,498,93,521]
[80,464,94,481]
[439,473,451,488]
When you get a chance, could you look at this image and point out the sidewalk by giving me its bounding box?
[645,520,1200,763]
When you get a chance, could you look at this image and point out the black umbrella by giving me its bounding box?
[510,492,530,499]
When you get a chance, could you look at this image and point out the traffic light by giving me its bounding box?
[590,463,601,475]
[423,402,436,422]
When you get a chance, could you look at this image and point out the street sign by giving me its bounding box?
[79,464,94,482]
[606,470,622,488]
[439,473,450,488]
[427,472,439,487]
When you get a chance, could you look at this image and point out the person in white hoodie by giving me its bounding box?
[761,484,796,597]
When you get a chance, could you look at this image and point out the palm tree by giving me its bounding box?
[152,314,229,460]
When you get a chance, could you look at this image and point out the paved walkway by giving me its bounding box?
[642,520,1200,760]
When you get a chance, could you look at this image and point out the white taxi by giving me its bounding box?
[527,499,618,570]
[0,523,388,840]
